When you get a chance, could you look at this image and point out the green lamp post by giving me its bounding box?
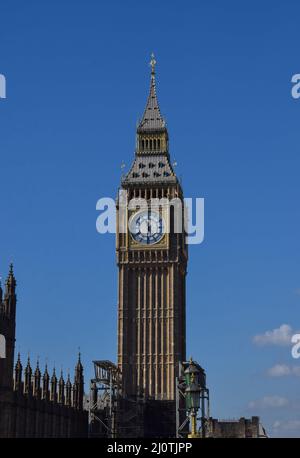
[185,358,201,438]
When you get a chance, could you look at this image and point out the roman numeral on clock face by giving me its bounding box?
[129,210,165,245]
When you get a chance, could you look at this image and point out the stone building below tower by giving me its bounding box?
[0,264,88,438]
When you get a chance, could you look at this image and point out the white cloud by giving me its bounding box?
[267,364,291,377]
[292,366,300,376]
[253,324,293,346]
[272,420,300,432]
[248,395,289,409]
[267,364,300,377]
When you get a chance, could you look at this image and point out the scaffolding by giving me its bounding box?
[88,360,149,438]
[89,360,121,438]
[89,359,210,438]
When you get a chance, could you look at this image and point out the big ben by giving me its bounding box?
[116,55,187,407]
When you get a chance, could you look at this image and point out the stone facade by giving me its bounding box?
[117,55,187,404]
[209,416,267,438]
[0,264,88,438]
[115,57,187,438]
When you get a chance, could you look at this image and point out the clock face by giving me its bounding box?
[129,210,165,245]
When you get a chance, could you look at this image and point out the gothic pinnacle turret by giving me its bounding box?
[33,359,41,398]
[0,263,17,390]
[14,352,22,391]
[73,352,84,410]
[65,371,72,407]
[2,263,17,319]
[50,367,58,402]
[42,364,50,400]
[6,263,16,292]
[24,356,32,395]
[75,352,83,378]
[58,370,65,404]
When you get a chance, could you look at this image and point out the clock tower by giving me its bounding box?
[116,55,187,405]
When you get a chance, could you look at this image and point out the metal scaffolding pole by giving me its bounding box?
[88,360,121,438]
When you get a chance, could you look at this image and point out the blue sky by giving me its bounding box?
[0,0,300,437]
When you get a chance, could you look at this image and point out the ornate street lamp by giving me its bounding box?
[185,358,201,438]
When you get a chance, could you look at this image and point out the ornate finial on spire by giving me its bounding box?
[137,52,166,135]
[75,350,83,373]
[6,262,16,291]
[15,352,22,370]
[35,358,41,375]
[59,368,64,385]
[150,52,156,76]
[77,347,82,364]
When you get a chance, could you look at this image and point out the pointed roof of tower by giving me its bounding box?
[51,367,57,382]
[66,371,71,386]
[6,263,16,289]
[34,359,41,377]
[43,363,49,380]
[25,356,32,374]
[15,352,22,371]
[59,370,65,385]
[122,54,179,186]
[138,53,166,132]
[75,351,83,373]
[124,154,177,184]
